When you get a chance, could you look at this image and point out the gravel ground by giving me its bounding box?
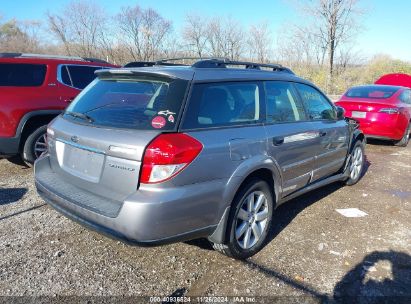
[0,141,410,302]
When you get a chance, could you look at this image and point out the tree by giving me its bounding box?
[47,0,111,58]
[0,19,42,53]
[182,14,208,57]
[116,5,172,61]
[303,0,362,79]
[248,22,272,63]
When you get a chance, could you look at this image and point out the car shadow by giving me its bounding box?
[242,250,411,302]
[186,158,372,252]
[265,181,343,244]
[5,156,30,168]
[0,187,28,205]
[366,138,394,146]
[333,250,411,302]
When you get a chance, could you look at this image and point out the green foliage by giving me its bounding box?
[0,19,25,40]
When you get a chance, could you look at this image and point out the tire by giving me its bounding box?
[345,140,365,186]
[212,178,274,259]
[22,125,48,166]
[394,123,410,147]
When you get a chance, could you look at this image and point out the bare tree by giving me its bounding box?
[303,0,362,78]
[0,18,42,52]
[248,22,272,63]
[224,17,245,60]
[47,0,111,58]
[182,14,208,57]
[116,5,172,61]
[204,17,245,60]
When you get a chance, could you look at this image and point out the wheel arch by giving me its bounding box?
[209,158,282,244]
[16,110,62,150]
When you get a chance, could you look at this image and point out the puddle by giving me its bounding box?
[387,190,411,199]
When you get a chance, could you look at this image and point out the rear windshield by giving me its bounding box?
[346,86,399,99]
[64,76,188,130]
[0,63,47,86]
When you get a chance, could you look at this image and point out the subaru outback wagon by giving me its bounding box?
[35,59,365,259]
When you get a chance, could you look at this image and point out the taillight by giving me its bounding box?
[140,133,203,184]
[379,108,399,114]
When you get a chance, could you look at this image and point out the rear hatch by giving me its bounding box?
[46,71,190,202]
[337,99,396,118]
[337,86,399,119]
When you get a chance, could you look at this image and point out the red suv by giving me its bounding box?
[0,53,118,164]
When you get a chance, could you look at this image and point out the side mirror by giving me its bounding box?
[336,106,345,120]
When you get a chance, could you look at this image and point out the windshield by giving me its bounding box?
[64,76,188,130]
[346,86,399,99]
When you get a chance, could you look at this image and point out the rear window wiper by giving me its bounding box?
[65,111,94,123]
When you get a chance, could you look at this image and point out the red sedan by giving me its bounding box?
[336,85,411,147]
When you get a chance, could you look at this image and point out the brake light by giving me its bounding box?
[379,108,399,114]
[140,133,203,184]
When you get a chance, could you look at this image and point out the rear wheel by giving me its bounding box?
[22,125,48,166]
[395,123,410,147]
[212,178,274,259]
[345,141,365,186]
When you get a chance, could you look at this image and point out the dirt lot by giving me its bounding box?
[0,141,410,302]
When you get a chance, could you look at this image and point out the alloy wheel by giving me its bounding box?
[350,146,363,180]
[235,191,269,249]
[34,133,48,159]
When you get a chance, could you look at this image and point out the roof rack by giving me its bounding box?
[0,53,109,63]
[191,58,294,73]
[122,57,294,74]
[150,57,294,74]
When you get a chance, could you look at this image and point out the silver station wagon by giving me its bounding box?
[35,58,365,259]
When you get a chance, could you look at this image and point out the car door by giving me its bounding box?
[294,83,349,182]
[263,81,318,197]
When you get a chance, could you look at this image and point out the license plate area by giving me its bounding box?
[351,111,366,119]
[55,140,105,183]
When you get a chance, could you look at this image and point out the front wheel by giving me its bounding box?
[345,141,365,186]
[212,178,274,259]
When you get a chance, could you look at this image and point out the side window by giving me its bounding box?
[295,83,336,120]
[60,65,72,86]
[66,65,104,89]
[400,90,411,104]
[182,82,262,129]
[265,81,307,123]
[0,63,46,87]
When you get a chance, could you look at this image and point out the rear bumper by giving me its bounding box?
[345,113,404,140]
[34,155,226,245]
[0,136,19,156]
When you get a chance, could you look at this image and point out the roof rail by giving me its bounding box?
[192,58,294,74]
[150,57,294,74]
[123,61,156,68]
[0,53,108,63]
[0,52,22,58]
[82,57,109,64]
[154,57,228,66]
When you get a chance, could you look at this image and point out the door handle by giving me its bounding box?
[319,131,327,137]
[273,136,284,146]
[64,97,74,103]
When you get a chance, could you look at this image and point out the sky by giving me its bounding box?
[1,0,410,62]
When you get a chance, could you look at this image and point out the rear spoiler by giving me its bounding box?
[94,68,193,81]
